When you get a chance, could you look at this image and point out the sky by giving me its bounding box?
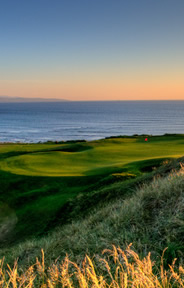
[0,0,184,101]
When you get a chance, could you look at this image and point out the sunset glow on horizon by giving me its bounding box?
[1,0,184,101]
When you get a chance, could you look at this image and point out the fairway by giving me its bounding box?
[1,135,184,176]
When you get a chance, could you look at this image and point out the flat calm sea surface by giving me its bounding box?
[0,101,184,142]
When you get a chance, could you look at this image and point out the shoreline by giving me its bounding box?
[0,133,184,145]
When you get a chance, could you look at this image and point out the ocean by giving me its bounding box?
[0,101,184,143]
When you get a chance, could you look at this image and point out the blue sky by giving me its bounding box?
[0,0,184,100]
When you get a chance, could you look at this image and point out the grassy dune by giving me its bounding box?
[1,162,184,287]
[0,134,184,248]
[0,135,184,287]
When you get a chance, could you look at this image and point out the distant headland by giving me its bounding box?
[0,96,69,102]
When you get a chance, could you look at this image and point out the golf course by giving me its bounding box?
[0,134,184,245]
[1,134,184,177]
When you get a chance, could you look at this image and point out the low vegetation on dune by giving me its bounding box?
[0,134,184,244]
[1,167,184,286]
[1,135,184,287]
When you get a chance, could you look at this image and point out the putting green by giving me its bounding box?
[0,135,184,176]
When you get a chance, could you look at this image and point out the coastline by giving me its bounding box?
[0,133,184,145]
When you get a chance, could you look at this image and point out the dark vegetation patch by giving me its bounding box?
[50,143,93,153]
[44,139,87,144]
[138,158,170,172]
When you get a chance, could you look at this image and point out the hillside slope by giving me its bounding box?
[1,134,184,244]
[1,158,184,269]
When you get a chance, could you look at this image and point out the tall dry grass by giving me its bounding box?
[0,245,184,287]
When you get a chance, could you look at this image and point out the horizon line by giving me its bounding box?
[1,99,184,102]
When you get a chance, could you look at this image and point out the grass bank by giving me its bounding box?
[1,161,184,268]
[1,166,184,287]
[0,134,184,245]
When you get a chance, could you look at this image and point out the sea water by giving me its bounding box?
[0,101,184,143]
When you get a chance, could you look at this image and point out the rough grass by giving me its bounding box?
[2,165,184,272]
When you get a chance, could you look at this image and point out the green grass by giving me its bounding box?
[1,159,184,271]
[0,134,184,246]
[1,135,184,176]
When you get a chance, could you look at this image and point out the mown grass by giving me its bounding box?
[1,134,184,179]
[1,135,184,177]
